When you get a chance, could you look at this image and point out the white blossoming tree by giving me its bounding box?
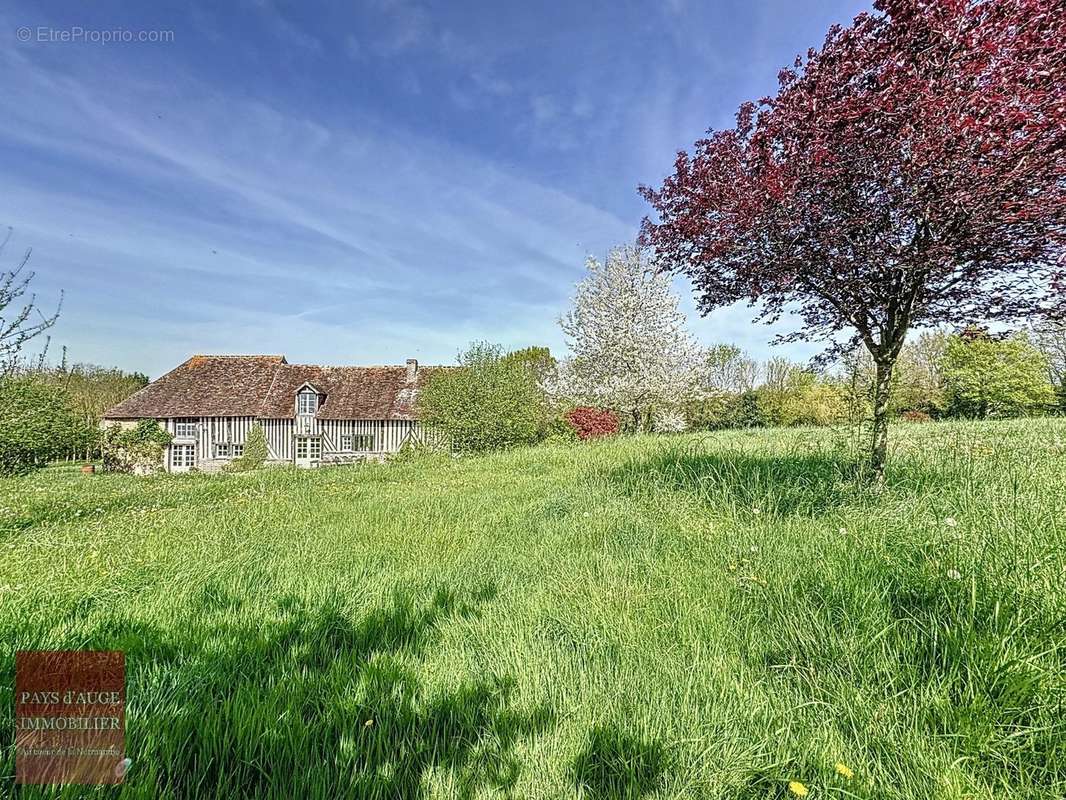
[555,245,703,430]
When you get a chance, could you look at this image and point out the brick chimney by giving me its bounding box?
[406,358,418,383]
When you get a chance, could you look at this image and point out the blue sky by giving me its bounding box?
[2,0,869,377]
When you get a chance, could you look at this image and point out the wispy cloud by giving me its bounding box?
[0,45,630,374]
[0,0,872,376]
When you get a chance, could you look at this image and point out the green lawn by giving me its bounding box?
[2,420,1065,799]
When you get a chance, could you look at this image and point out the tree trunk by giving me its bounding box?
[870,358,894,480]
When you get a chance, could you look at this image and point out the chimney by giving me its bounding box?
[406,358,418,383]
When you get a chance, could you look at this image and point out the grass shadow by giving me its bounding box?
[607,441,949,518]
[5,582,553,799]
[572,725,670,800]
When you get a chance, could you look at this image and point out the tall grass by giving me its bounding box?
[1,419,1064,798]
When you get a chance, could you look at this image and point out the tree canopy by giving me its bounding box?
[640,0,1064,473]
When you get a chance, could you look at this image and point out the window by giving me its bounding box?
[340,435,352,451]
[174,419,196,438]
[353,434,374,451]
[214,443,243,459]
[297,390,317,415]
[170,444,195,469]
[295,437,320,460]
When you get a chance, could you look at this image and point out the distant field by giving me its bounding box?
[2,419,1065,799]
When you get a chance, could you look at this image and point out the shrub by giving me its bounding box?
[685,391,767,431]
[759,370,848,427]
[943,331,1056,418]
[901,410,932,423]
[565,407,619,440]
[543,415,580,445]
[653,408,688,433]
[224,423,268,472]
[0,376,93,475]
[419,342,549,453]
[101,420,172,474]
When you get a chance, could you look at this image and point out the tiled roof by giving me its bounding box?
[259,364,429,419]
[103,355,436,420]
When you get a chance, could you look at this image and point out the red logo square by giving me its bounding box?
[15,651,126,785]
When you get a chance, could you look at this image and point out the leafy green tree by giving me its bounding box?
[419,342,548,453]
[34,358,149,457]
[225,423,268,472]
[942,331,1055,419]
[759,367,847,427]
[502,346,556,382]
[0,376,91,474]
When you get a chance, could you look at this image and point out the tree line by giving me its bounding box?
[0,357,149,474]
[419,246,1064,454]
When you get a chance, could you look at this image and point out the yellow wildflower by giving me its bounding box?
[835,762,854,780]
[364,719,374,728]
[788,781,809,797]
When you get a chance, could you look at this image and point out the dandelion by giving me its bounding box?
[835,762,854,780]
[788,780,809,797]
[943,517,957,528]
[364,719,374,728]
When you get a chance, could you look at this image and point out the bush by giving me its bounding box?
[0,376,93,475]
[653,408,688,433]
[943,331,1056,418]
[101,420,173,474]
[543,415,580,445]
[565,407,619,440]
[759,371,848,427]
[225,423,268,472]
[686,391,767,431]
[419,342,549,453]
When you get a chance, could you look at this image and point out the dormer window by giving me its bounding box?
[297,389,318,415]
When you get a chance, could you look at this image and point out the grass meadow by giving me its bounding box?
[2,419,1065,799]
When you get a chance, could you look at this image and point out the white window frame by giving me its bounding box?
[174,419,196,438]
[170,444,195,469]
[214,443,244,459]
[297,391,317,415]
[308,437,321,459]
[340,435,352,451]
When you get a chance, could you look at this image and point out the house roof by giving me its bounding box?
[103,355,437,421]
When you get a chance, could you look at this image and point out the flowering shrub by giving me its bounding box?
[653,408,688,433]
[565,407,619,440]
[901,410,932,423]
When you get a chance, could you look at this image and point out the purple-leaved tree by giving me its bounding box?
[640,0,1065,476]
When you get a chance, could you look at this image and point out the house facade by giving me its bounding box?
[102,355,436,472]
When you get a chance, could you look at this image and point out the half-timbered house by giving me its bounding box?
[102,355,436,472]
